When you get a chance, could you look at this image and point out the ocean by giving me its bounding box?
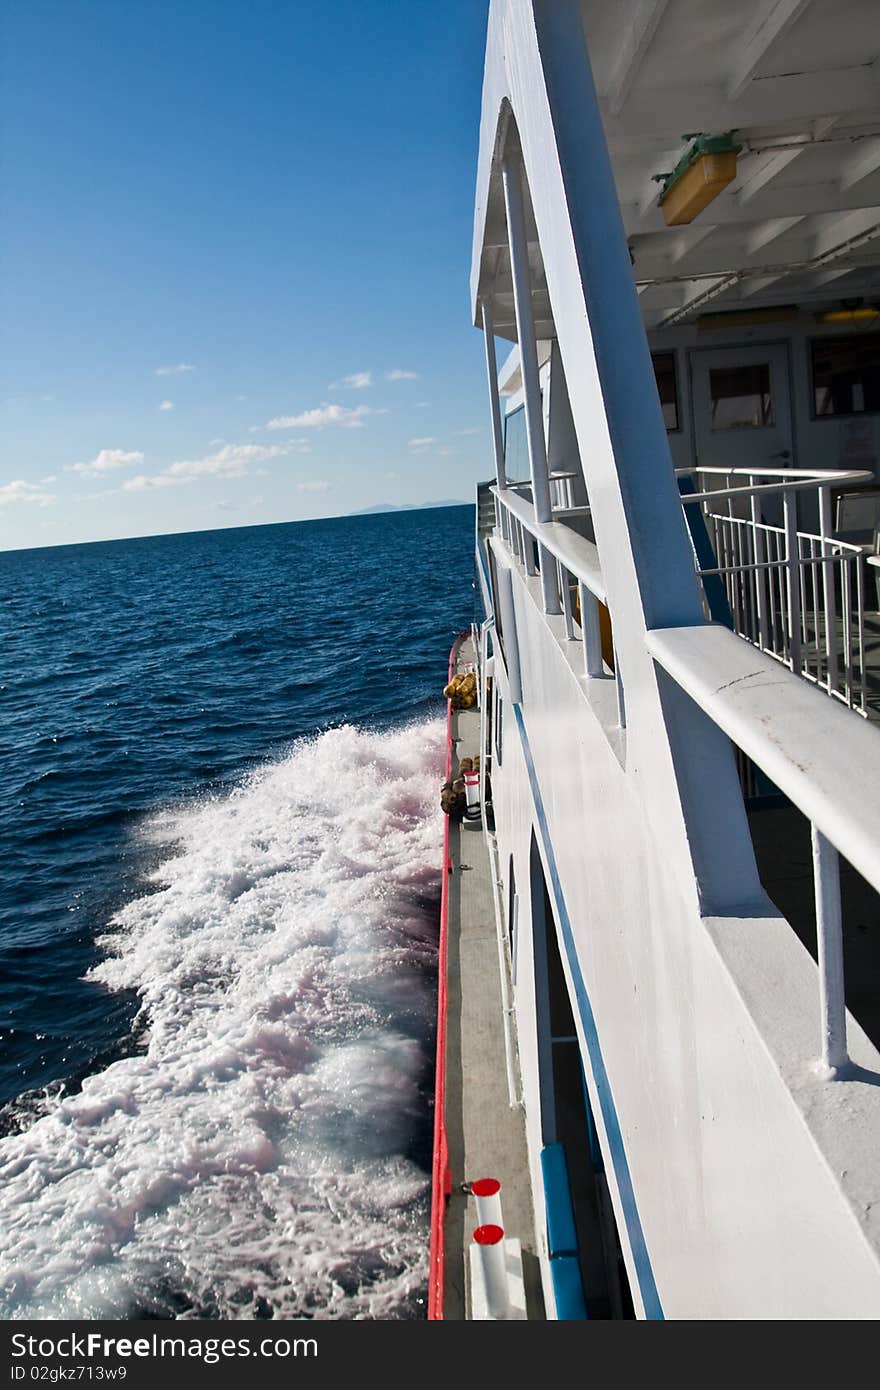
[0,505,475,1320]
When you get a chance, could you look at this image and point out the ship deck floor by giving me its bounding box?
[441,636,544,1319]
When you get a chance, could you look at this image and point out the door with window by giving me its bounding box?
[691,344,794,522]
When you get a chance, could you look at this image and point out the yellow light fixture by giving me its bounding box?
[655,133,741,227]
[814,306,879,324]
[698,305,799,330]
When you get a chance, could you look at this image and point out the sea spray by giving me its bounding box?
[0,719,444,1320]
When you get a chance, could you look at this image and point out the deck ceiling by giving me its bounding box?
[478,1,880,339]
[589,0,880,329]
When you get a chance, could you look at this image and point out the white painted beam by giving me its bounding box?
[745,216,805,254]
[737,148,805,205]
[606,0,670,117]
[628,179,879,236]
[737,271,789,300]
[839,135,880,194]
[809,265,858,288]
[727,0,812,102]
[812,206,880,261]
[669,224,717,265]
[606,66,879,140]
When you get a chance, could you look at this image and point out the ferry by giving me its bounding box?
[429,0,880,1319]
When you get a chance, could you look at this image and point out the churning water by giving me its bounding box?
[0,506,475,1318]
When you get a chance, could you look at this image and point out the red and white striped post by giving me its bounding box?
[463,766,481,821]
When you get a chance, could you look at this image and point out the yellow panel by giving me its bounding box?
[660,151,738,227]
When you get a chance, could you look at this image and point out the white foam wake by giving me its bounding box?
[0,719,445,1319]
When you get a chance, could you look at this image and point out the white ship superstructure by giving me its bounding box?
[431,0,880,1320]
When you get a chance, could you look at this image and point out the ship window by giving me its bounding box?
[812,334,880,418]
[651,352,679,431]
[709,363,774,430]
[494,686,503,767]
[503,405,529,483]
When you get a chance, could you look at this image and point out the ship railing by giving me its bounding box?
[490,483,625,727]
[491,476,878,1076]
[647,623,880,1078]
[678,466,873,716]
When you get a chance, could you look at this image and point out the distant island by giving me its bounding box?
[349,500,470,516]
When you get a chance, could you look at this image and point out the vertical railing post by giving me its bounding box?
[614,650,626,729]
[818,485,839,696]
[523,530,537,576]
[579,583,604,677]
[784,490,802,674]
[501,149,558,616]
[481,299,507,492]
[810,824,848,1075]
[559,561,574,640]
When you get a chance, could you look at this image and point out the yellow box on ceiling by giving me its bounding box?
[659,150,738,226]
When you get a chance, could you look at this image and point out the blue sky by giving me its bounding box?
[0,0,491,549]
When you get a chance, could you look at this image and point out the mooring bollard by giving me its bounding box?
[473,1224,510,1318]
[472,1177,503,1229]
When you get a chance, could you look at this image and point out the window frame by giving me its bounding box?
[809,331,880,422]
[651,349,681,434]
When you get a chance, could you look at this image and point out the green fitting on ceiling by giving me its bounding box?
[657,132,742,203]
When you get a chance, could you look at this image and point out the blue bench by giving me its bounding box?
[541,1142,588,1319]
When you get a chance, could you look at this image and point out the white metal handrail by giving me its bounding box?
[681,465,874,714]
[491,484,605,601]
[648,623,880,1075]
[491,484,621,706]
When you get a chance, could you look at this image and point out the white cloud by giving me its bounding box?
[167,442,289,479]
[155,363,196,376]
[409,436,437,448]
[121,440,299,496]
[386,368,419,381]
[414,401,430,408]
[158,400,174,412]
[123,474,190,492]
[331,371,372,390]
[69,448,144,477]
[0,479,56,508]
[296,480,331,493]
[265,403,381,430]
[456,427,482,436]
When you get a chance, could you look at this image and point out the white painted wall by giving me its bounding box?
[486,545,880,1318]
[649,317,880,520]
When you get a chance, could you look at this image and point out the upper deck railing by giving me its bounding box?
[484,475,880,1077]
[678,465,874,715]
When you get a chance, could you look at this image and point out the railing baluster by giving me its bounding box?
[784,492,802,674]
[614,648,626,729]
[842,555,853,709]
[751,494,769,650]
[809,537,821,683]
[559,561,574,640]
[539,543,561,616]
[856,554,866,715]
[818,486,839,698]
[810,824,848,1076]
[524,531,537,576]
[579,582,604,678]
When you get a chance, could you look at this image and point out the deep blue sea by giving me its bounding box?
[0,505,475,1319]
